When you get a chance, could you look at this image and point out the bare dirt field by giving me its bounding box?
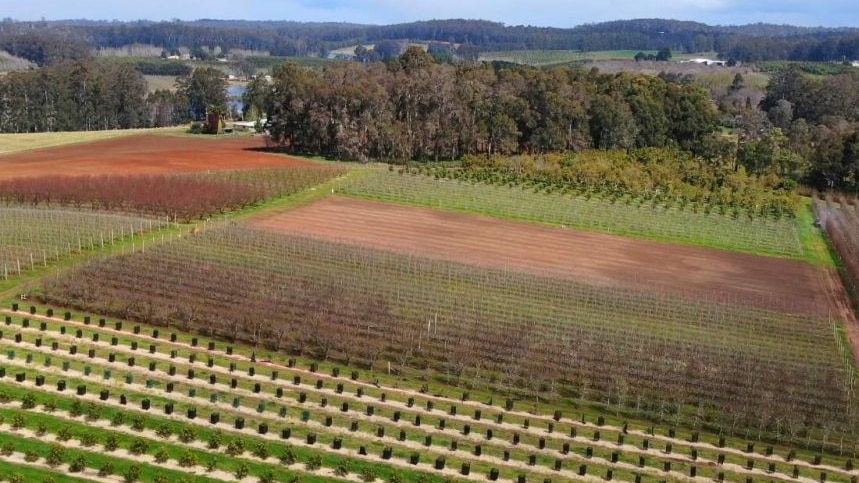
[253,196,835,316]
[0,134,310,179]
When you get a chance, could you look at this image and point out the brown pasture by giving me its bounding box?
[0,134,310,180]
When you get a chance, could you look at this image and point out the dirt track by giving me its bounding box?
[0,134,309,179]
[253,196,835,316]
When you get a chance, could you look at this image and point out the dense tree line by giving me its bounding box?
[3,18,859,64]
[257,48,719,161]
[720,33,859,62]
[0,30,90,66]
[0,61,226,132]
[0,60,148,132]
[755,66,859,192]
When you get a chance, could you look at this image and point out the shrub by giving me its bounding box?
[253,442,270,460]
[179,451,198,468]
[335,461,350,476]
[81,432,97,447]
[10,414,25,430]
[45,444,65,467]
[69,400,83,417]
[24,449,40,462]
[259,471,277,483]
[21,393,36,409]
[178,426,196,443]
[98,462,115,477]
[131,415,146,431]
[280,446,296,465]
[234,463,250,480]
[110,412,125,426]
[129,438,149,455]
[56,426,72,441]
[69,455,87,472]
[1,442,14,456]
[305,455,322,471]
[156,424,172,439]
[154,448,169,463]
[36,422,48,436]
[226,439,246,456]
[154,476,170,483]
[360,467,378,482]
[85,403,101,421]
[43,401,56,413]
[8,475,23,483]
[207,431,223,449]
[123,464,142,483]
[104,434,119,451]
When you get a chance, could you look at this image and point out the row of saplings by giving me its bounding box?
[2,368,851,483]
[3,379,641,483]
[3,304,855,481]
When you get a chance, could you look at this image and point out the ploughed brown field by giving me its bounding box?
[0,134,309,180]
[253,195,839,316]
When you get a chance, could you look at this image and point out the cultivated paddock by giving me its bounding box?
[0,134,309,179]
[254,196,836,315]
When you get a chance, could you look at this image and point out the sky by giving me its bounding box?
[4,0,859,28]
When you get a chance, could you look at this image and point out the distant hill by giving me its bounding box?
[2,18,859,63]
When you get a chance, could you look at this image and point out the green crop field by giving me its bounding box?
[339,169,812,260]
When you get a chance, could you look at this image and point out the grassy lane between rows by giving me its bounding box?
[0,457,103,483]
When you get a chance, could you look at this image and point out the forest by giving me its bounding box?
[2,18,859,64]
[250,48,859,192]
[757,66,859,192]
[0,61,225,132]
[252,48,719,161]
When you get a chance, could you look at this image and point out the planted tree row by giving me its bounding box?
[0,166,345,222]
[340,169,805,257]
[3,314,842,483]
[3,311,856,480]
[0,207,166,279]
[40,225,854,447]
[817,196,859,297]
[423,148,801,219]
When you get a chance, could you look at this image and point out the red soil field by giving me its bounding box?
[253,196,836,316]
[0,134,310,180]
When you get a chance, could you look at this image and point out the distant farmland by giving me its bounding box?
[477,50,718,66]
[478,49,649,66]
